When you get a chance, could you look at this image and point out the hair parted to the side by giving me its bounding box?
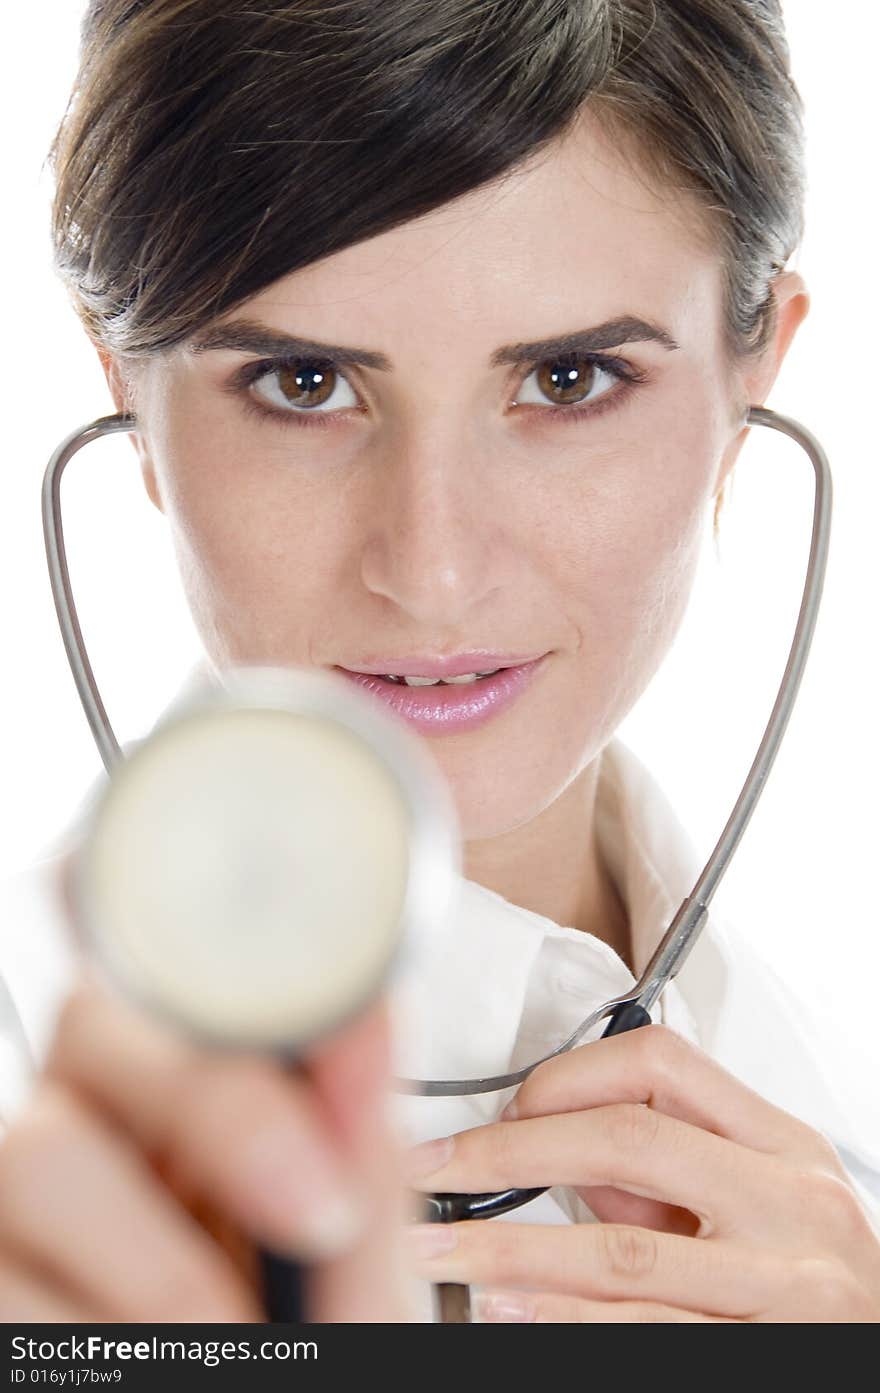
[49,0,806,533]
[51,0,805,362]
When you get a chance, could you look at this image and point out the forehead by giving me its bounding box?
[210,113,723,353]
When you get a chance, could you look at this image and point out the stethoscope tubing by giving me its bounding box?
[41,403,832,1294]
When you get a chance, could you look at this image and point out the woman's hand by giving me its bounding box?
[405,1024,880,1322]
[0,974,413,1322]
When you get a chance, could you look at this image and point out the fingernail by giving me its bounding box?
[404,1222,458,1259]
[404,1135,455,1180]
[472,1289,535,1323]
[298,1189,367,1258]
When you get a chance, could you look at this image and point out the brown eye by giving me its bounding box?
[276,360,337,407]
[534,355,598,405]
[251,358,358,416]
[514,352,626,414]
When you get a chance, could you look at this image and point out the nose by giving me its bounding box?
[358,422,517,630]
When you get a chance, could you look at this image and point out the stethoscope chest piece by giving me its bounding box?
[71,663,461,1055]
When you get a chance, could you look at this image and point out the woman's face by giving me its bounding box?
[118,113,804,841]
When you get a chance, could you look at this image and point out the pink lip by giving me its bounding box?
[335,655,550,734]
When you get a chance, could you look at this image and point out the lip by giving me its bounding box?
[334,654,550,735]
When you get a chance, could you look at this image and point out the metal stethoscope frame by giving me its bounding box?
[42,405,832,1237]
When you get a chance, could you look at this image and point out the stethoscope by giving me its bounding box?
[42,404,831,1321]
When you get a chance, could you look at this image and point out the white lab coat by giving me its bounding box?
[0,686,878,1321]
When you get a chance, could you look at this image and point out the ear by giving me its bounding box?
[713,269,811,502]
[90,338,165,515]
[92,339,133,416]
[740,269,811,406]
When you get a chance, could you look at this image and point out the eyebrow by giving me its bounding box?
[188,313,679,369]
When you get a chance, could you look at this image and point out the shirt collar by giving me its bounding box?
[390,734,709,1137]
[595,737,702,979]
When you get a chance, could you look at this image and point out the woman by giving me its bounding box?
[0,0,878,1322]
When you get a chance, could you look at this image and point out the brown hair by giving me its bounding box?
[49,1,806,504]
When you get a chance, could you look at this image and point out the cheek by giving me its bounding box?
[150,417,344,664]
[550,432,714,720]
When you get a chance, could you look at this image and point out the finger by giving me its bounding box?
[49,979,414,1321]
[46,979,368,1261]
[0,1262,102,1322]
[305,1000,415,1322]
[406,1221,779,1318]
[501,1025,840,1171]
[0,1084,261,1321]
[472,1288,737,1323]
[408,1105,800,1240]
[571,1184,700,1236]
[307,996,395,1155]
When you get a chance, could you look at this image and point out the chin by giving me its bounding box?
[438,766,550,844]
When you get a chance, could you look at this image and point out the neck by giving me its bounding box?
[463,753,632,969]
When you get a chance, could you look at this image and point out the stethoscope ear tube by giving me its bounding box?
[41,405,832,1322]
[41,413,135,775]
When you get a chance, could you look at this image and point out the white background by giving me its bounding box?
[1,6,877,1090]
